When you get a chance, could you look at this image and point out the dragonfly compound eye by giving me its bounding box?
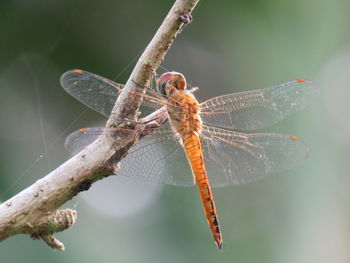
[172,72,187,91]
[158,72,174,97]
[158,71,187,97]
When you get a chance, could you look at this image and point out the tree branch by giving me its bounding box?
[0,0,199,250]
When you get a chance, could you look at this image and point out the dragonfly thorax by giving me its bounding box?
[166,91,202,136]
[158,72,202,135]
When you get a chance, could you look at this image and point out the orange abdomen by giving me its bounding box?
[182,131,223,250]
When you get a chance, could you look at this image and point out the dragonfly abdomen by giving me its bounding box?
[182,131,223,250]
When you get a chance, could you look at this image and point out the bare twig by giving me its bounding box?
[0,0,200,250]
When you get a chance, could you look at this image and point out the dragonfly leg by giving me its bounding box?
[141,107,168,127]
[118,118,145,125]
[118,117,160,126]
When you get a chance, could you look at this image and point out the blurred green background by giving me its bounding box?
[1,0,350,262]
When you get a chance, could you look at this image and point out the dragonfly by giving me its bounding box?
[61,69,317,250]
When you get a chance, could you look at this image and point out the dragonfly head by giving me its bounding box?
[158,71,187,97]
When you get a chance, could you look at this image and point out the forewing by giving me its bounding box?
[200,79,318,130]
[201,126,309,187]
[61,69,122,117]
[61,69,166,117]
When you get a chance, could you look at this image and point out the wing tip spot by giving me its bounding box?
[78,128,88,134]
[296,78,306,83]
[73,69,84,74]
[290,136,299,141]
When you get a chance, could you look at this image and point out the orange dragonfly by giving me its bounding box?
[61,69,317,250]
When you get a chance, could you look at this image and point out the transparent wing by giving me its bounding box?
[64,127,105,154]
[200,79,318,130]
[65,125,309,188]
[201,126,309,187]
[61,69,123,117]
[64,126,195,187]
[118,134,195,187]
[60,69,166,117]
